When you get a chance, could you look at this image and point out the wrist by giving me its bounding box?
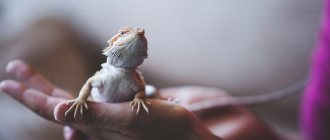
[187,114,222,140]
[190,123,221,140]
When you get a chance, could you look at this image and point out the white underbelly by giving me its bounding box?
[90,66,145,103]
[91,88,108,102]
[90,80,140,103]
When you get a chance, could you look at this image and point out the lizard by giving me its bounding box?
[65,27,153,119]
[65,26,308,119]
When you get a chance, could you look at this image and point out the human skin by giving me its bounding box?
[301,0,330,139]
[0,60,222,140]
[0,60,282,140]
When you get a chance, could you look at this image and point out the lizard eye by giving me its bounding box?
[119,31,125,35]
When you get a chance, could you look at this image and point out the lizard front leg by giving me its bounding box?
[65,77,94,119]
[130,91,150,114]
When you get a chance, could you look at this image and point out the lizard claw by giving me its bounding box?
[130,98,149,115]
[65,99,88,119]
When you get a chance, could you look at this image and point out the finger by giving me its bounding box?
[6,60,53,93]
[160,86,229,104]
[6,60,72,99]
[0,80,26,98]
[56,99,193,140]
[160,87,235,115]
[64,126,88,140]
[55,101,103,125]
[54,101,138,128]
[0,80,64,121]
[52,88,74,100]
[55,101,145,140]
[55,99,181,130]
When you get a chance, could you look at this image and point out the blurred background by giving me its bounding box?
[0,0,322,139]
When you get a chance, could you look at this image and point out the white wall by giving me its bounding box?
[2,0,321,93]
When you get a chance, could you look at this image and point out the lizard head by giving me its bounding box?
[103,27,148,69]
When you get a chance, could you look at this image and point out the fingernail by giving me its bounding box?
[54,102,70,122]
[63,126,75,140]
[0,80,24,97]
[0,81,5,92]
[6,60,34,80]
[0,81,9,91]
[6,60,24,73]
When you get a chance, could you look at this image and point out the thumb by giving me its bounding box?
[54,101,135,127]
[54,101,104,126]
[63,126,88,140]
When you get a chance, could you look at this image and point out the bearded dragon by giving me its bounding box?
[65,27,153,118]
[65,27,307,119]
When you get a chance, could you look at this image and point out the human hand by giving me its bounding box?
[160,87,284,140]
[0,60,222,140]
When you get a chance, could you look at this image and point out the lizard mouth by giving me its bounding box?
[103,33,120,53]
[103,45,112,53]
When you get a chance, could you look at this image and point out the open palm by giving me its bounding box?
[0,60,222,140]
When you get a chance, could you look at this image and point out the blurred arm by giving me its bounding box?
[301,0,330,139]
